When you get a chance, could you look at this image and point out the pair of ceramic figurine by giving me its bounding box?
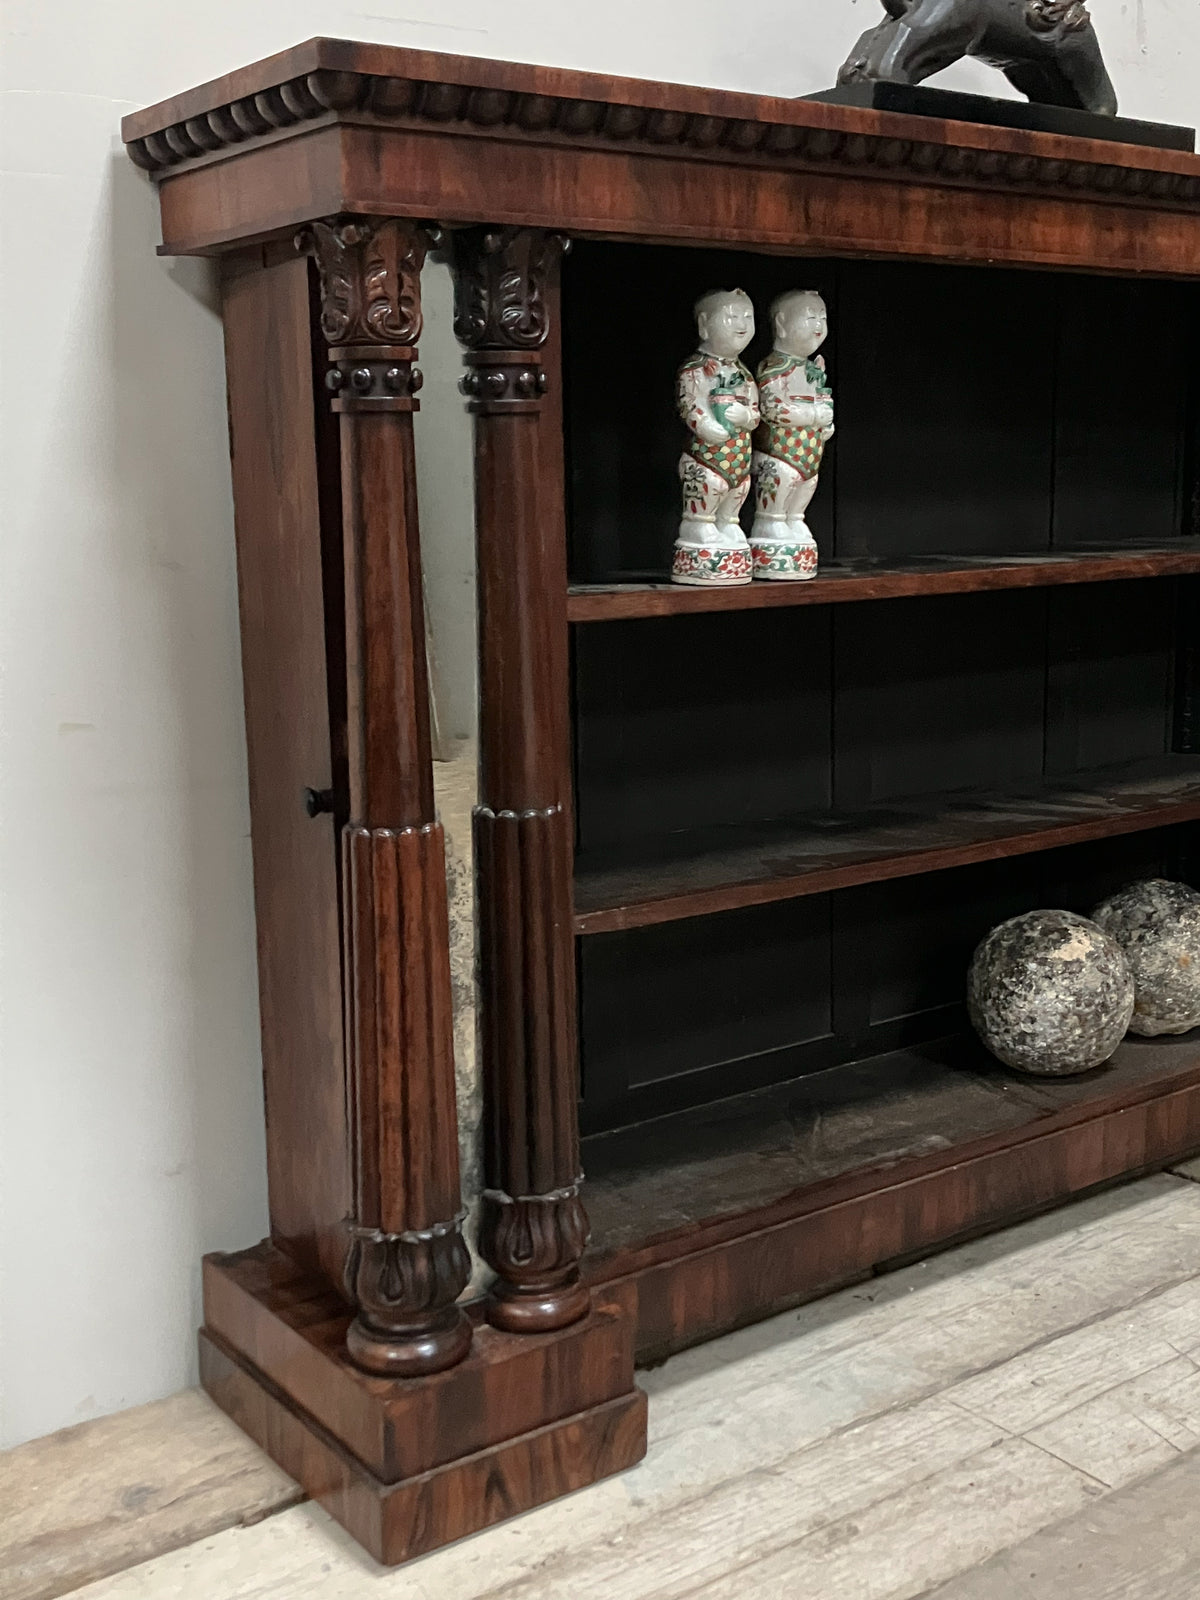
[674,288,833,586]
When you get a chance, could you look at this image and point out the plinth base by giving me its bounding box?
[751,538,818,581]
[671,543,753,586]
[200,1244,647,1567]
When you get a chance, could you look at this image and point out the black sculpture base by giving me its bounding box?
[806,83,1194,154]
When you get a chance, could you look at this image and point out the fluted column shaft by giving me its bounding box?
[302,216,472,1375]
[450,227,590,1333]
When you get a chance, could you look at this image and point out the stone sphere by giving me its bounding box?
[968,910,1134,1076]
[1091,879,1200,1037]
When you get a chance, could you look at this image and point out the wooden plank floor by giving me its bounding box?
[0,1389,300,1600]
[927,1449,1200,1598]
[16,1169,1200,1599]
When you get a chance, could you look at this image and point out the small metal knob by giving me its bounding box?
[304,787,335,818]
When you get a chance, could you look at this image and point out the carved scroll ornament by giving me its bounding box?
[450,227,567,350]
[299,217,427,347]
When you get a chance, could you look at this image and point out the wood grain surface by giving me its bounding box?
[927,1450,1200,1598]
[151,122,1200,272]
[574,757,1200,933]
[568,546,1200,620]
[583,1035,1200,1260]
[123,41,1200,271]
[117,38,1200,176]
[585,1036,1200,1360]
[202,1246,639,1484]
[452,230,590,1333]
[59,1176,1200,1599]
[221,250,348,1290]
[199,1330,647,1568]
[303,218,473,1376]
[0,1389,300,1600]
[124,34,1200,1579]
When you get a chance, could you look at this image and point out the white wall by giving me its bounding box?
[2,0,1198,1450]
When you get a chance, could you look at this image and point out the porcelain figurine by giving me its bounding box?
[673,289,761,586]
[749,290,834,580]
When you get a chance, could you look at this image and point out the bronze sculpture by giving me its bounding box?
[838,0,1117,116]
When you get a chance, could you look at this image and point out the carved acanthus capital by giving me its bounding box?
[298,216,428,349]
[450,227,567,351]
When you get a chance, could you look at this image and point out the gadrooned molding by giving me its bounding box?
[124,66,1200,209]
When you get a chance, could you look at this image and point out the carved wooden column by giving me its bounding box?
[301,217,472,1376]
[450,227,590,1334]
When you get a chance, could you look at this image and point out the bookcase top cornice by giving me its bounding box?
[121,38,1200,266]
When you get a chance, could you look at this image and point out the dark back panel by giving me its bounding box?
[833,590,1049,808]
[1045,578,1177,774]
[579,825,1197,1132]
[574,609,832,852]
[223,254,349,1289]
[566,244,1198,1135]
[832,261,1055,559]
[563,245,838,583]
[573,576,1188,1131]
[579,895,833,1134]
[563,244,1194,582]
[840,827,1190,1040]
[1052,276,1191,548]
[576,580,1181,853]
[835,857,1037,1041]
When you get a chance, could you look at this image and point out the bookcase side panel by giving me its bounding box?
[222,252,349,1291]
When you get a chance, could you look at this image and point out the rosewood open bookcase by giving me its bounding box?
[124,40,1200,1566]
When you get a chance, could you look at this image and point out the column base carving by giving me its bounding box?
[347,1306,473,1377]
[345,1221,473,1376]
[481,1183,591,1333]
[342,822,471,1376]
[474,801,590,1332]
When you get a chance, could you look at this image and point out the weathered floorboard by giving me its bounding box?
[63,1176,1200,1599]
[924,1447,1200,1599]
[0,1389,301,1600]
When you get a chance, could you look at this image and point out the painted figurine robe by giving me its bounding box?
[673,289,761,586]
[750,290,834,580]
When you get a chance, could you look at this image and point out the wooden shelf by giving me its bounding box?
[581,1033,1200,1362]
[573,757,1200,934]
[567,543,1200,622]
[582,1033,1200,1264]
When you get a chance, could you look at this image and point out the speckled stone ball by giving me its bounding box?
[968,910,1134,1076]
[1091,879,1200,1038]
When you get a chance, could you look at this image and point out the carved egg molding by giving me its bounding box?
[126,66,1200,211]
